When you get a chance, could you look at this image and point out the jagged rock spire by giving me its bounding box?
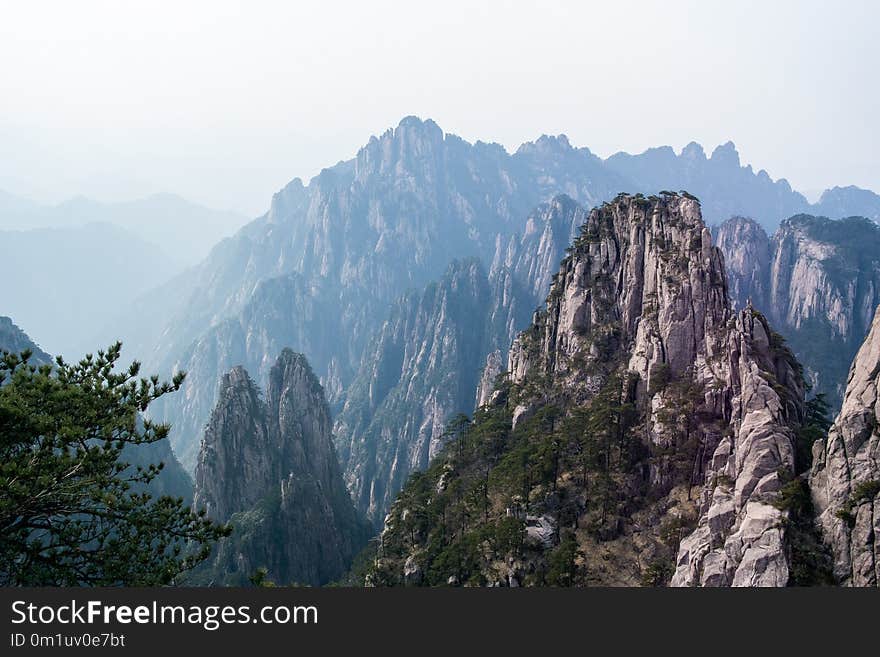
[811,305,880,586]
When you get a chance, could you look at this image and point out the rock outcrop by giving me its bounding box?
[192,367,271,521]
[670,307,804,586]
[716,214,880,408]
[507,193,730,399]
[810,305,880,586]
[475,350,503,408]
[192,350,370,585]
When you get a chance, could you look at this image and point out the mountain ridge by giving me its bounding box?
[367,192,819,587]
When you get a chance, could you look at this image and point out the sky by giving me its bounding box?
[1,0,877,216]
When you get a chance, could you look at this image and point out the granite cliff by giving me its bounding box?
[368,193,820,586]
[716,214,880,408]
[810,305,880,586]
[192,350,370,585]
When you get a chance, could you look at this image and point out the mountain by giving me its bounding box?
[605,145,880,231]
[604,142,810,229]
[334,197,595,527]
[334,258,518,527]
[128,117,878,489]
[191,350,370,586]
[0,191,248,266]
[813,186,880,223]
[366,193,824,587]
[141,118,633,471]
[810,304,880,586]
[0,222,183,357]
[716,214,880,408]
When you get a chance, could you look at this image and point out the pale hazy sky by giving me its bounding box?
[1,0,877,216]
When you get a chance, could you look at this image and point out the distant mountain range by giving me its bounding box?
[0,191,248,356]
[0,191,248,265]
[118,117,879,510]
[0,222,182,356]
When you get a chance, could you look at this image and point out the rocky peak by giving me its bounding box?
[810,304,880,586]
[710,141,740,168]
[515,134,574,157]
[355,116,445,184]
[505,193,809,586]
[369,192,809,587]
[508,192,728,399]
[192,350,368,585]
[681,141,707,161]
[193,366,274,522]
[266,349,336,483]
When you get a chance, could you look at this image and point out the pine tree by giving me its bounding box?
[0,343,230,585]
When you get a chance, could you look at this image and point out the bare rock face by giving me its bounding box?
[671,307,803,587]
[334,259,502,527]
[475,350,503,408]
[713,217,770,310]
[193,367,271,521]
[810,305,880,586]
[371,193,809,587]
[769,217,873,342]
[192,349,369,585]
[716,214,880,408]
[508,193,729,400]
